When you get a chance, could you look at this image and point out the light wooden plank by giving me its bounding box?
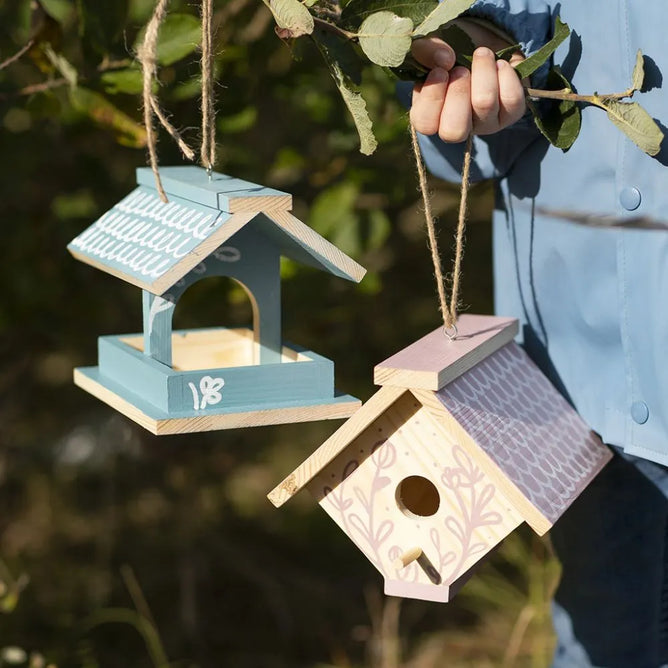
[74,368,360,435]
[267,385,407,507]
[374,314,519,391]
[412,388,552,535]
[227,194,292,213]
[264,210,366,283]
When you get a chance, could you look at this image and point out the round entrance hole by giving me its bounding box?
[396,476,440,518]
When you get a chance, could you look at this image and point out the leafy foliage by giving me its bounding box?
[265,2,662,156]
[529,67,581,151]
[513,15,570,80]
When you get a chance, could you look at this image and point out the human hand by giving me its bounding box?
[409,36,526,142]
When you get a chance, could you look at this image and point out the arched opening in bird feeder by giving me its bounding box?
[173,275,254,334]
[396,476,440,518]
[168,276,260,370]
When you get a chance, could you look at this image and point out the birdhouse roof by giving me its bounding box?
[269,315,610,534]
[68,166,365,295]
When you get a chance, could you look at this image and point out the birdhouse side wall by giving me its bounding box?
[307,393,523,598]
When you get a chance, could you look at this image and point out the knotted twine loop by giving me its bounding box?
[200,0,217,174]
[138,0,204,201]
[409,124,473,338]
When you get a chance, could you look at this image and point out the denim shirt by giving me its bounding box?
[416,0,668,465]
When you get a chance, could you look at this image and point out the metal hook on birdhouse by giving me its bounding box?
[444,323,458,341]
[206,163,213,181]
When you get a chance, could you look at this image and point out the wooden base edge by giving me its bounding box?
[74,368,361,435]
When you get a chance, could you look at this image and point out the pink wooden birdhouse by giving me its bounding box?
[268,315,612,602]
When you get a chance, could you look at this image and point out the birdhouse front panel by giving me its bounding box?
[430,341,611,529]
[307,391,523,603]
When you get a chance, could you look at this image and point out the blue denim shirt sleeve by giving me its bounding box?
[407,0,554,183]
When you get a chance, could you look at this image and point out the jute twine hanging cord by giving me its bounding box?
[138,0,216,199]
[410,124,473,338]
[200,0,217,174]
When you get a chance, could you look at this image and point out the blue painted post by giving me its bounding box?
[142,290,176,366]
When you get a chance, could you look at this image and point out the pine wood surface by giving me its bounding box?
[74,367,360,434]
[122,327,307,371]
[308,394,524,602]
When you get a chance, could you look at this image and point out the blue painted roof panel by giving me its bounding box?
[68,186,228,289]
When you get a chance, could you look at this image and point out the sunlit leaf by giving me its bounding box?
[316,33,377,154]
[268,0,314,38]
[514,15,570,79]
[357,11,413,67]
[134,13,201,66]
[413,0,477,38]
[218,107,258,133]
[598,99,663,156]
[631,49,644,92]
[341,0,436,30]
[531,67,581,150]
[69,87,147,148]
[101,66,144,95]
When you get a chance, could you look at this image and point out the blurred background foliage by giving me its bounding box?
[0,0,558,665]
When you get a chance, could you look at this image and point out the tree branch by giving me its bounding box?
[0,40,35,72]
[526,85,636,103]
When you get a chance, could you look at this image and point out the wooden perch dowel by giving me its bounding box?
[393,547,422,570]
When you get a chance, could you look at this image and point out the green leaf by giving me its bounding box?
[413,0,477,38]
[514,15,570,79]
[314,28,363,85]
[101,66,144,95]
[218,107,258,133]
[69,87,148,148]
[357,11,413,67]
[309,182,361,256]
[631,49,644,92]
[316,37,377,154]
[531,66,581,150]
[341,0,436,31]
[598,99,663,156]
[268,0,314,38]
[134,13,201,66]
[77,0,129,54]
[441,24,476,67]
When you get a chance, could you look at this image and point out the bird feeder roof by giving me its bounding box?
[68,166,366,295]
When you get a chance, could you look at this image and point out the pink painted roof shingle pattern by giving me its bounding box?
[434,342,611,524]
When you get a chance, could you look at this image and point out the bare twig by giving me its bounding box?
[0,39,35,72]
[526,85,636,103]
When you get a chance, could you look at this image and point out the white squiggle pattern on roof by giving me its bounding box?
[435,342,610,524]
[69,187,224,284]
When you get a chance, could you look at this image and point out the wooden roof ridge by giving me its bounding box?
[135,166,293,213]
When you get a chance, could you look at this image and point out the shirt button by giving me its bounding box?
[631,401,650,425]
[620,187,642,211]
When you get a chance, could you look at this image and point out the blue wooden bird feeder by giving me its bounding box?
[68,166,366,434]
